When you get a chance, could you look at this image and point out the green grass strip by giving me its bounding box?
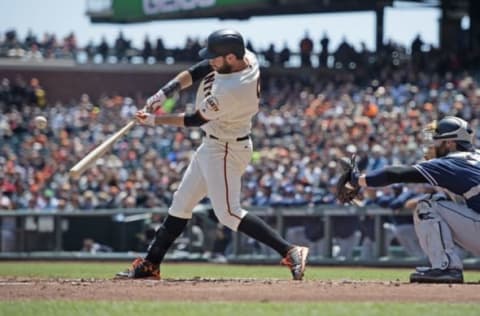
[1,262,480,282]
[1,302,479,316]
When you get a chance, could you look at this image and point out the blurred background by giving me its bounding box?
[0,0,479,267]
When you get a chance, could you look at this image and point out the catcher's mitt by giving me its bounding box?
[336,156,361,204]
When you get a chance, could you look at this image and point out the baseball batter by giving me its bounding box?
[338,116,480,283]
[116,29,308,280]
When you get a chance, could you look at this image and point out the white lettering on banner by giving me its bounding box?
[143,0,216,15]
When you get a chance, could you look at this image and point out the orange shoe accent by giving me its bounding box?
[116,257,161,280]
[281,246,309,281]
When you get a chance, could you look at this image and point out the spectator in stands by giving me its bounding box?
[4,29,18,50]
[40,32,58,59]
[356,187,380,259]
[334,37,356,69]
[84,40,96,62]
[0,173,16,252]
[63,32,77,57]
[114,31,129,63]
[286,216,325,258]
[299,31,313,67]
[24,43,42,61]
[24,29,37,49]
[142,35,153,63]
[264,44,277,66]
[97,36,109,62]
[279,42,291,66]
[366,144,388,172]
[378,184,424,258]
[82,238,113,253]
[318,32,329,68]
[411,34,424,68]
[155,37,166,63]
[323,178,360,260]
[29,78,46,107]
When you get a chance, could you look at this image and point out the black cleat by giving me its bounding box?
[409,268,463,284]
[115,257,160,280]
[281,246,309,281]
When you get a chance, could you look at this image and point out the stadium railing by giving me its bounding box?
[1,205,479,268]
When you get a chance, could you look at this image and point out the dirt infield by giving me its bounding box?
[1,277,479,302]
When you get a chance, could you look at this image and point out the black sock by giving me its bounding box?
[145,215,188,265]
[237,213,292,257]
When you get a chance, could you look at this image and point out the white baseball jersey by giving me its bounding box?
[196,49,260,139]
[168,50,260,230]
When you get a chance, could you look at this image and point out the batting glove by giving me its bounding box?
[146,89,166,112]
[135,110,155,126]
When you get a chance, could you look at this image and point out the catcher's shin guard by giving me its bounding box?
[413,200,463,270]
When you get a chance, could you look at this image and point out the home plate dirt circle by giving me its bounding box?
[1,277,480,302]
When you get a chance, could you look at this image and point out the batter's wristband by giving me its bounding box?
[161,80,181,98]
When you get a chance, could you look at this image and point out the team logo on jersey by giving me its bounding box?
[205,96,219,112]
[203,73,215,97]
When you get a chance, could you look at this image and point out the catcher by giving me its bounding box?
[337,116,480,283]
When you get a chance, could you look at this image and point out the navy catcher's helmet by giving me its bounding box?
[434,116,473,143]
[199,29,245,59]
[424,116,474,151]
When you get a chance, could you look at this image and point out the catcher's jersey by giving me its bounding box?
[413,150,480,213]
[195,49,260,139]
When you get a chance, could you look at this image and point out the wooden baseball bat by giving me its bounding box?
[69,120,137,178]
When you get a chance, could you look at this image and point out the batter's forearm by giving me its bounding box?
[157,71,193,100]
[175,70,193,90]
[154,113,186,127]
[155,62,208,99]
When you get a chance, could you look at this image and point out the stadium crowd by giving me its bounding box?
[1,28,480,256]
[2,71,478,212]
[2,28,479,71]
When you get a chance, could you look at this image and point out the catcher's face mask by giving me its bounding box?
[422,121,437,159]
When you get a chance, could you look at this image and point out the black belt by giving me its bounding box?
[203,131,250,142]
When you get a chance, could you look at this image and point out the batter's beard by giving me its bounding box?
[216,63,233,74]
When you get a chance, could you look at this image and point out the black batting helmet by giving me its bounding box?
[198,29,245,59]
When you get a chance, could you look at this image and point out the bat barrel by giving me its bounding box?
[69,120,137,178]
